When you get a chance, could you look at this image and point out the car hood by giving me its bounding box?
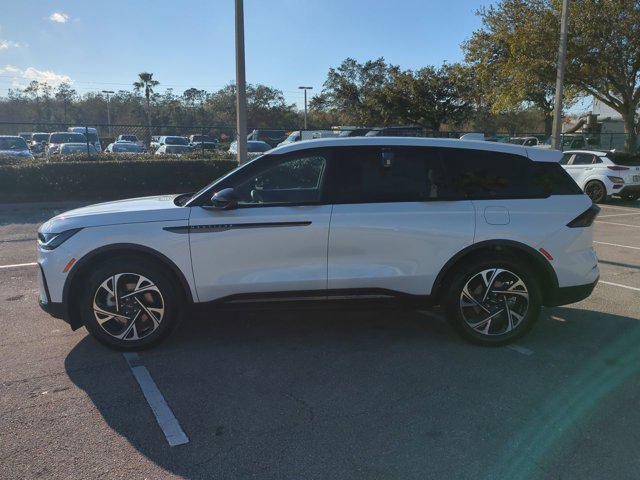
[40,194,189,232]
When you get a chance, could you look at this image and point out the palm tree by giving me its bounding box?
[133,72,159,143]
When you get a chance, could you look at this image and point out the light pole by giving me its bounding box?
[551,0,569,150]
[299,86,312,130]
[102,90,114,139]
[235,0,248,164]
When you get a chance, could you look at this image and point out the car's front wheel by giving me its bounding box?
[79,258,183,350]
[444,256,542,346]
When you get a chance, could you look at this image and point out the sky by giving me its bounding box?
[0,0,495,108]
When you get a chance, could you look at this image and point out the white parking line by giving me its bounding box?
[0,262,37,269]
[594,241,640,251]
[598,212,640,218]
[506,344,534,356]
[123,352,189,447]
[596,221,640,228]
[599,280,640,293]
[598,205,640,212]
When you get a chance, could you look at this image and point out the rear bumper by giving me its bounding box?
[544,277,599,307]
[618,185,640,195]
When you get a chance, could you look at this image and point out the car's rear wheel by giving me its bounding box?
[79,258,183,350]
[444,256,542,346]
[584,180,607,203]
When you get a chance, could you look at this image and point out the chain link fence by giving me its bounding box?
[0,121,637,163]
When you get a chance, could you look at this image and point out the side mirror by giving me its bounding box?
[206,188,238,210]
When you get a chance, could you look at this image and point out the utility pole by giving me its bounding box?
[551,0,569,150]
[235,0,248,164]
[102,90,114,139]
[298,86,313,130]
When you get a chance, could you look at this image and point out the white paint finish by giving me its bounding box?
[39,220,193,303]
[560,151,640,196]
[599,280,640,292]
[0,262,37,269]
[327,201,475,295]
[123,353,189,447]
[483,206,510,225]
[472,196,598,288]
[189,205,332,301]
[594,241,640,251]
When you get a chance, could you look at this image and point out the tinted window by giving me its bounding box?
[234,153,327,205]
[50,133,86,143]
[560,154,573,165]
[442,149,531,199]
[331,147,446,203]
[608,153,640,166]
[0,137,28,150]
[165,137,189,145]
[441,148,581,198]
[571,153,594,165]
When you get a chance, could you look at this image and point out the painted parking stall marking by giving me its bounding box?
[0,262,37,270]
[594,241,640,251]
[506,344,534,356]
[123,352,189,447]
[599,280,640,293]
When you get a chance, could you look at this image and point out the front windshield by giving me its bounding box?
[113,143,144,153]
[32,133,49,142]
[248,142,271,153]
[120,135,138,142]
[165,137,189,145]
[61,144,97,154]
[0,137,28,150]
[50,133,86,144]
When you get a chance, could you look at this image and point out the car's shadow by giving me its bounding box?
[601,197,640,209]
[65,305,640,479]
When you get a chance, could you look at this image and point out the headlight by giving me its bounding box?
[37,228,82,250]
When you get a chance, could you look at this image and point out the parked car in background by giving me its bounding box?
[37,137,598,350]
[507,136,540,147]
[247,129,288,147]
[277,130,340,147]
[155,144,193,155]
[47,132,88,155]
[19,132,33,142]
[561,150,640,202]
[189,135,219,151]
[105,142,146,154]
[150,136,161,151]
[29,132,50,156]
[68,127,102,152]
[338,128,371,137]
[365,126,423,137]
[0,135,34,160]
[228,140,271,157]
[58,143,99,156]
[159,136,190,147]
[116,134,144,147]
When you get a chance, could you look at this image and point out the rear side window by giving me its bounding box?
[330,146,446,203]
[441,148,581,198]
[571,153,595,165]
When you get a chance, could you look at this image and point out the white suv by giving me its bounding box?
[38,138,600,350]
[561,150,640,203]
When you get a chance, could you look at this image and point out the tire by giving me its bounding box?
[584,180,607,203]
[621,193,640,202]
[443,255,542,346]
[79,257,183,350]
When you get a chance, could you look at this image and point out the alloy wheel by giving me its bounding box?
[93,273,165,341]
[459,268,529,336]
[585,182,605,203]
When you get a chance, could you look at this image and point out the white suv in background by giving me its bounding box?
[38,138,600,350]
[561,150,640,203]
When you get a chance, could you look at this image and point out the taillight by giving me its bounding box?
[567,204,600,228]
[607,165,629,171]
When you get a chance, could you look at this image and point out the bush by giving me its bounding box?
[0,158,238,202]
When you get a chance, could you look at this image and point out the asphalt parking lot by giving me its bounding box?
[2,200,640,480]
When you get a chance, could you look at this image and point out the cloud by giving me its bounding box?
[0,65,72,88]
[0,40,24,50]
[49,12,70,23]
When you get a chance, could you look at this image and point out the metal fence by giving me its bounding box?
[0,121,637,162]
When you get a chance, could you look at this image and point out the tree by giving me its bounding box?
[567,0,640,151]
[463,0,576,135]
[54,82,77,123]
[465,0,640,150]
[133,72,159,141]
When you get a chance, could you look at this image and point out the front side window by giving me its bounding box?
[330,147,446,203]
[233,152,327,206]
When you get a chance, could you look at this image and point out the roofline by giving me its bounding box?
[268,137,562,162]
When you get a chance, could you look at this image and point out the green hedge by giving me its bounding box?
[0,158,239,202]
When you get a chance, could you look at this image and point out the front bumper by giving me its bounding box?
[544,277,599,307]
[38,263,70,324]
